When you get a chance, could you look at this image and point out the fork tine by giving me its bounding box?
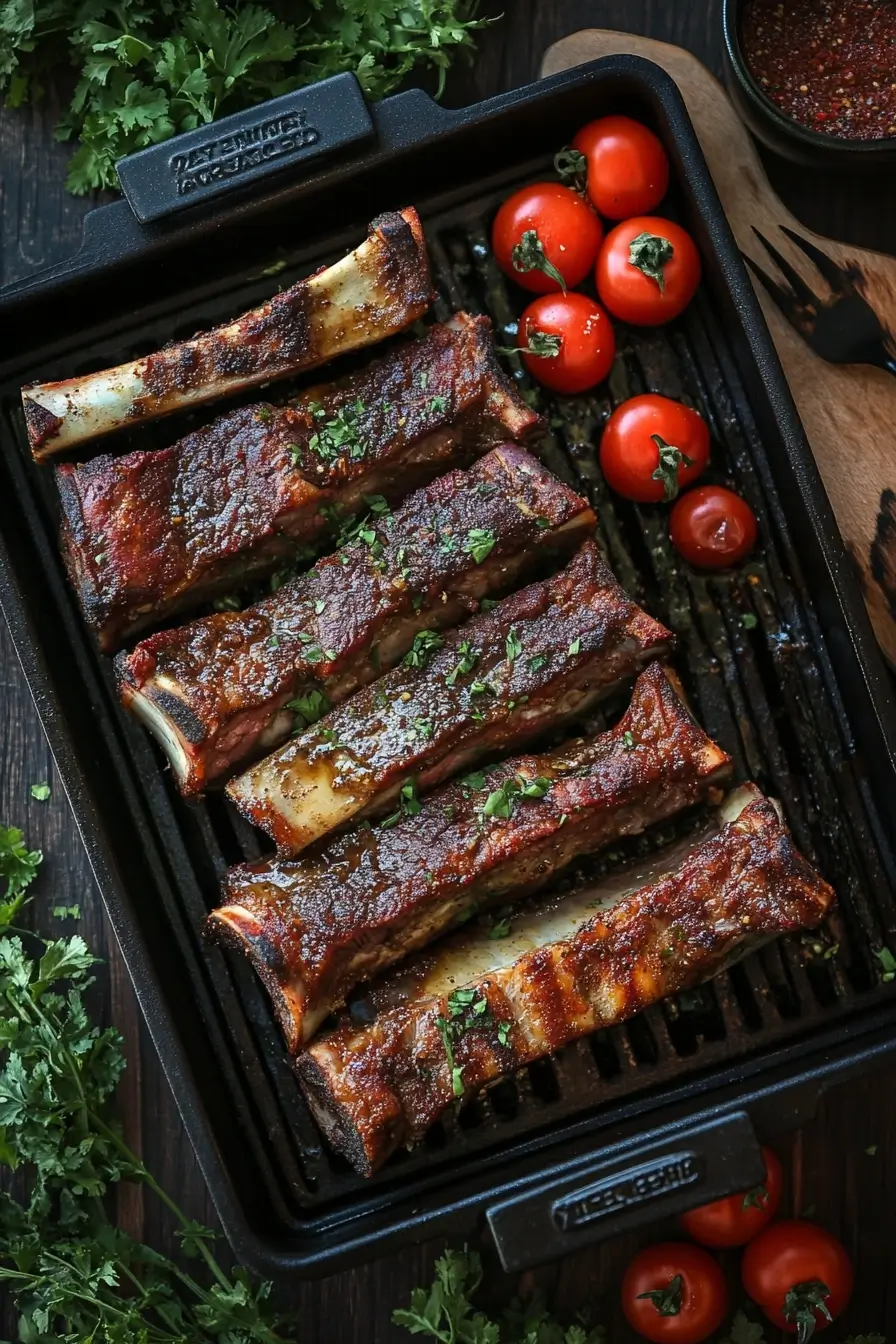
[779,225,852,292]
[741,251,806,328]
[751,227,821,311]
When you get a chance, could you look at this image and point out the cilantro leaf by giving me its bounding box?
[0,824,42,897]
[1,0,487,193]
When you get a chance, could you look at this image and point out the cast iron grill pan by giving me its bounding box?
[2,59,896,1271]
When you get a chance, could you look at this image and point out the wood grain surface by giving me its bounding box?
[2,2,896,1337]
[544,29,896,666]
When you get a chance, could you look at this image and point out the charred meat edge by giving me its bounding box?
[117,445,595,795]
[23,208,433,457]
[226,540,674,855]
[212,662,732,1049]
[295,785,835,1176]
[56,313,540,651]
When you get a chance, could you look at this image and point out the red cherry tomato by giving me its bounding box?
[571,114,670,219]
[515,292,615,394]
[742,1221,853,1338]
[621,1242,728,1344]
[596,216,701,325]
[680,1147,783,1248]
[670,486,758,568]
[599,394,710,503]
[492,182,603,294]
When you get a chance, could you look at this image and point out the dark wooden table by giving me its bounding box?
[3,2,895,1337]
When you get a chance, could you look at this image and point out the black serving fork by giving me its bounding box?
[743,226,896,379]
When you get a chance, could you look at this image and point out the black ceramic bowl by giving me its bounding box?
[722,0,896,170]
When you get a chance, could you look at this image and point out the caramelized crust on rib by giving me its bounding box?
[212,663,731,1049]
[116,447,595,794]
[57,315,540,650]
[226,540,674,854]
[295,788,835,1176]
[24,209,433,456]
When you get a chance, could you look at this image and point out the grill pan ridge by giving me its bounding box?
[2,57,896,1274]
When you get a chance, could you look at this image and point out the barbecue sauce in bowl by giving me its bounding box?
[741,0,896,141]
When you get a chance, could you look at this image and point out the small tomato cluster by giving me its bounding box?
[491,116,758,570]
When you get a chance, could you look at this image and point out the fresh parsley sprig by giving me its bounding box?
[0,823,292,1341]
[0,0,487,194]
[393,1247,606,1343]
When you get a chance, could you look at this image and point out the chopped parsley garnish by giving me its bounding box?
[306,399,368,464]
[212,593,241,612]
[403,629,444,670]
[469,680,496,697]
[445,642,478,686]
[505,628,522,664]
[622,730,635,751]
[429,395,448,414]
[527,653,549,673]
[460,771,486,796]
[295,630,338,664]
[463,528,496,564]
[410,717,433,741]
[488,917,512,940]
[380,779,423,830]
[256,405,272,423]
[567,636,582,657]
[535,516,552,531]
[287,688,331,733]
[480,598,499,612]
[481,774,552,820]
[364,494,391,516]
[314,598,327,615]
[436,988,511,1097]
[30,782,50,801]
[875,946,896,983]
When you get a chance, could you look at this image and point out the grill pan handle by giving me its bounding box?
[486,1110,764,1273]
[116,71,379,223]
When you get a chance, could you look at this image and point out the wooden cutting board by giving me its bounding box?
[542,30,896,666]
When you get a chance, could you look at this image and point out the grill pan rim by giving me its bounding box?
[2,54,896,1273]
